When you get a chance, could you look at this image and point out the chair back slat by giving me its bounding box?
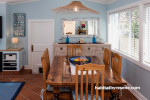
[96,70,99,100]
[41,54,48,100]
[41,48,51,100]
[41,54,47,90]
[41,48,51,90]
[85,70,88,100]
[44,48,50,68]
[80,70,83,100]
[44,49,50,79]
[101,73,105,100]
[111,53,122,76]
[91,70,94,100]
[103,48,111,66]
[67,45,82,56]
[75,65,79,100]
[76,64,105,100]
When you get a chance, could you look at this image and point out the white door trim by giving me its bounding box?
[28,19,54,70]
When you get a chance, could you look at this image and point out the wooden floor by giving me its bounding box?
[0,73,138,100]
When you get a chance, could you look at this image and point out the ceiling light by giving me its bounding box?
[53,1,99,14]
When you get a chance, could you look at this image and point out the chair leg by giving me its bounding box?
[43,91,47,100]
[111,93,117,100]
[53,93,59,100]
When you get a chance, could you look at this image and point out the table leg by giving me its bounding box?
[111,93,117,100]
[53,87,60,100]
[54,93,59,100]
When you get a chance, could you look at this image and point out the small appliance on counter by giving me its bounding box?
[79,38,84,43]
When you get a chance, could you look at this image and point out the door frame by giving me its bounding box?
[28,19,54,70]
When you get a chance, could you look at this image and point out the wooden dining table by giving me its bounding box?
[46,56,127,100]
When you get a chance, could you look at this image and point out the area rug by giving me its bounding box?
[0,82,25,100]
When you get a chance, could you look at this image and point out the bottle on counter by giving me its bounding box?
[66,35,69,44]
[92,35,96,44]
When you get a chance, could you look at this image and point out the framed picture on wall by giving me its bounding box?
[13,13,26,37]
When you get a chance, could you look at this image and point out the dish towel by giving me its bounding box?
[70,63,97,75]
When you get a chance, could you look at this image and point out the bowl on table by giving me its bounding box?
[69,56,91,65]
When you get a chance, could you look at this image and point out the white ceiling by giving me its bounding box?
[88,0,117,4]
[0,0,116,4]
[0,0,38,4]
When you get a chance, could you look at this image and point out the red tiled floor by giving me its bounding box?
[0,74,138,100]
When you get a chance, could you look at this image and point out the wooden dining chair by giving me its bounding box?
[72,63,105,100]
[103,48,111,66]
[41,48,71,100]
[111,53,122,76]
[67,45,82,56]
[41,54,53,100]
[109,53,122,100]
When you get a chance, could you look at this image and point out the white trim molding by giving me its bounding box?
[88,0,116,5]
[107,0,150,72]
[126,82,148,100]
[24,65,31,69]
[0,0,39,4]
[107,1,140,14]
[0,0,6,4]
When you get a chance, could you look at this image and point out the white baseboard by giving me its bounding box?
[24,65,31,69]
[126,82,147,100]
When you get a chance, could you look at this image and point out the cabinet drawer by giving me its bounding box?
[3,63,17,66]
[5,54,17,60]
[96,46,111,52]
[55,46,67,52]
[83,46,95,51]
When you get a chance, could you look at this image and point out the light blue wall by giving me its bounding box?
[0,4,7,50]
[7,0,107,65]
[107,0,140,10]
[2,1,150,99]
[121,58,150,99]
[107,0,150,99]
[6,4,10,49]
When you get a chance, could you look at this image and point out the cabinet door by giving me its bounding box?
[96,45,111,53]
[96,52,104,65]
[83,51,96,56]
[55,51,67,56]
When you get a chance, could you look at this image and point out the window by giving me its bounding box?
[143,4,150,66]
[109,7,139,60]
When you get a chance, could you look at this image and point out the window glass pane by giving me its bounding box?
[131,9,139,59]
[110,13,119,49]
[109,8,139,59]
[119,11,130,55]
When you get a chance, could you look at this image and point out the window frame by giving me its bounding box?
[107,1,150,72]
[143,4,150,67]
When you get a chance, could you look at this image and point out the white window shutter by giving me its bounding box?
[143,5,150,65]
